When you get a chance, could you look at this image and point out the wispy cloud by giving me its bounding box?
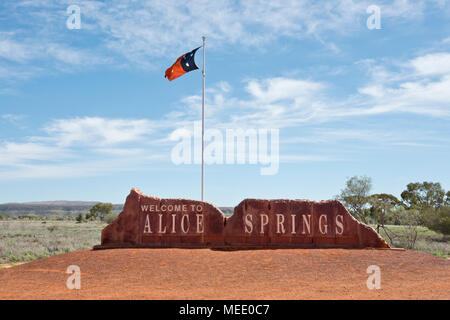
[165,51,450,145]
[1,45,449,179]
[280,154,341,163]
[1,114,26,127]
[0,116,168,179]
[0,142,69,166]
[410,52,450,76]
[1,0,447,74]
[41,117,155,147]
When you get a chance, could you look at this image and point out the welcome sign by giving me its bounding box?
[97,188,389,249]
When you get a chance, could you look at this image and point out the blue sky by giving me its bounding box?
[0,0,449,206]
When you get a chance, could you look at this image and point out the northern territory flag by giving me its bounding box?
[165,47,200,81]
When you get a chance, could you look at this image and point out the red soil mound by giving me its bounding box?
[0,248,448,299]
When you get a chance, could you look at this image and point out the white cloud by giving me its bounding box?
[356,53,450,118]
[0,160,130,180]
[0,36,31,62]
[43,117,155,147]
[0,116,169,179]
[246,77,324,104]
[0,64,39,81]
[168,51,450,130]
[1,114,26,127]
[4,0,447,68]
[83,0,441,62]
[280,154,339,163]
[2,49,450,179]
[282,128,443,149]
[410,53,450,76]
[0,142,70,166]
[0,0,447,93]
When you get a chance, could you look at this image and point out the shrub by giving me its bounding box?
[103,213,118,224]
[86,203,113,221]
[425,206,450,236]
[0,213,10,220]
[75,213,85,223]
[47,226,57,232]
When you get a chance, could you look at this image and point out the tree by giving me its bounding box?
[401,182,446,211]
[337,176,372,224]
[369,193,403,244]
[86,203,113,221]
[398,208,421,249]
[424,206,450,237]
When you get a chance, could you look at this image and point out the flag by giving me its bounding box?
[165,47,200,81]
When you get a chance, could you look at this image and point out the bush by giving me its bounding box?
[86,203,113,221]
[17,215,40,220]
[399,209,421,249]
[0,213,10,220]
[75,213,85,223]
[47,226,57,232]
[425,206,450,236]
[103,213,118,224]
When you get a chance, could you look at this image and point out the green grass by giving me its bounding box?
[377,225,449,258]
[0,220,106,263]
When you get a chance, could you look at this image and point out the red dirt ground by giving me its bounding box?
[0,248,448,299]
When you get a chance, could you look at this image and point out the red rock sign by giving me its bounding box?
[98,188,389,249]
[101,188,226,248]
[224,199,389,248]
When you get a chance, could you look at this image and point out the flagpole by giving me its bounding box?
[201,36,205,202]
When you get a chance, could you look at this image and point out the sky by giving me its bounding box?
[0,0,449,206]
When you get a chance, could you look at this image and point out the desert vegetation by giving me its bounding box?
[0,179,449,265]
[0,218,106,264]
[337,177,449,257]
[0,202,118,264]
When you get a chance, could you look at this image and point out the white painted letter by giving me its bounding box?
[196,214,204,233]
[276,214,285,234]
[260,214,269,234]
[181,214,190,233]
[244,214,253,234]
[171,214,176,233]
[158,214,167,233]
[143,214,152,233]
[336,215,344,235]
[319,214,328,235]
[302,215,311,234]
[291,214,296,234]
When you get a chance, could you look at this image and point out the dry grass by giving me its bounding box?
[0,220,105,263]
[378,226,449,258]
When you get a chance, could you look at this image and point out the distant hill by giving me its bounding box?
[0,201,123,217]
[0,201,234,217]
[219,207,233,216]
